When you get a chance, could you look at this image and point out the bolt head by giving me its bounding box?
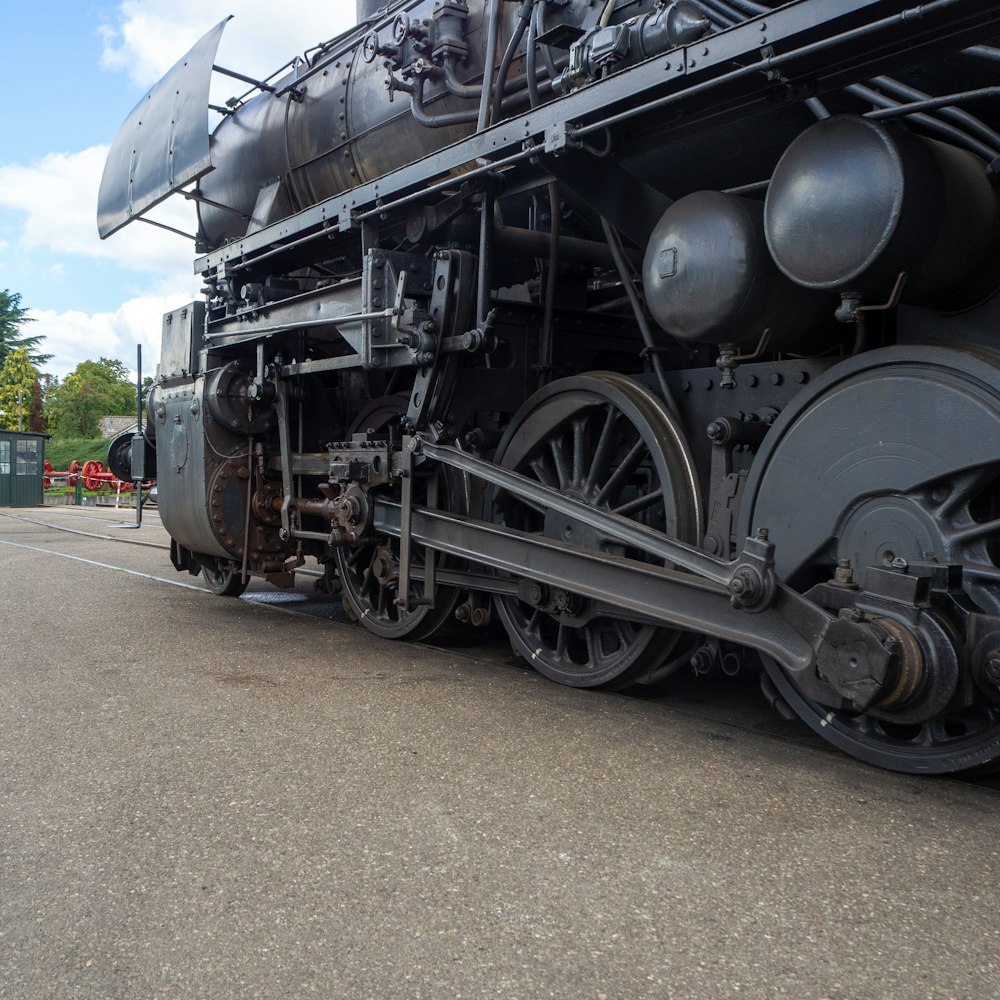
[985,656,1000,685]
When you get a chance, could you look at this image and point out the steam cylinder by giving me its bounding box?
[764,115,998,306]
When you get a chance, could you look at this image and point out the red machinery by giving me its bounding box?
[42,459,138,492]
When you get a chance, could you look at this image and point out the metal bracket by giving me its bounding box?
[396,436,419,611]
[543,122,583,156]
[273,372,295,543]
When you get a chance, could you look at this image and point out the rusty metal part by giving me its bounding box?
[296,483,372,545]
[252,482,285,526]
[371,547,400,587]
[870,616,927,712]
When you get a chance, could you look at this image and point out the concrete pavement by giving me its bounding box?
[0,507,997,999]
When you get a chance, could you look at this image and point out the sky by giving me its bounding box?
[0,1,357,380]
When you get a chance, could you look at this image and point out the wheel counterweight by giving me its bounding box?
[740,346,1000,774]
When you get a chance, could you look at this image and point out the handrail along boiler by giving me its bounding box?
[99,0,1000,774]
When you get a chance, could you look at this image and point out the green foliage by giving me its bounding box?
[28,379,46,434]
[0,347,40,431]
[49,357,137,438]
[45,437,114,471]
[0,289,51,369]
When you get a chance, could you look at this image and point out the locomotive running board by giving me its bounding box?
[371,438,898,709]
[194,0,1000,277]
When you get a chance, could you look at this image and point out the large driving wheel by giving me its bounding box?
[491,372,702,688]
[333,394,463,641]
[740,346,1000,774]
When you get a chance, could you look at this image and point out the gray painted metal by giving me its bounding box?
[357,0,396,20]
[765,115,998,305]
[372,497,863,684]
[410,436,886,681]
[97,18,229,239]
[159,301,205,379]
[151,380,229,560]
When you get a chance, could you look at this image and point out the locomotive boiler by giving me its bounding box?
[99,0,1000,774]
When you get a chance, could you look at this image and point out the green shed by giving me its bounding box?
[0,431,47,507]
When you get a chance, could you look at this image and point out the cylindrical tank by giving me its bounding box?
[199,0,507,246]
[358,0,393,19]
[764,115,998,307]
[197,0,630,247]
[642,190,828,348]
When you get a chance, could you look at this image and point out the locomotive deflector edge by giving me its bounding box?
[97,17,230,239]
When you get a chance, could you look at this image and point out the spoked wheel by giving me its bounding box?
[202,564,249,597]
[333,394,463,641]
[740,346,1000,774]
[491,372,702,688]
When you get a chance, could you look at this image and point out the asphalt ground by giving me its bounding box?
[0,505,997,999]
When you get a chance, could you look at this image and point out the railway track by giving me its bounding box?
[0,509,170,550]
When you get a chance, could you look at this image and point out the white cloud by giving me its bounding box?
[29,279,199,379]
[2,4,362,379]
[101,2,357,91]
[0,5,359,281]
[0,147,196,276]
[0,5,360,279]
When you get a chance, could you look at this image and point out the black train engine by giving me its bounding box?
[99,0,1000,773]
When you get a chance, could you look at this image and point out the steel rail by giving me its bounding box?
[0,511,170,551]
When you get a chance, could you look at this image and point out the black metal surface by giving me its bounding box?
[739,345,1000,772]
[487,373,701,687]
[642,190,827,348]
[764,115,997,304]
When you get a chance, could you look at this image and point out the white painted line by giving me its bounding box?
[0,537,204,591]
[0,511,169,550]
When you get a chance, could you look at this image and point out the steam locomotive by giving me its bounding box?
[99,0,1000,774]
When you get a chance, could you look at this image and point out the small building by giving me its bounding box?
[0,430,47,507]
[99,416,139,439]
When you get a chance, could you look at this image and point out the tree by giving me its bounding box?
[28,379,46,434]
[48,357,138,438]
[0,290,51,369]
[0,347,41,431]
